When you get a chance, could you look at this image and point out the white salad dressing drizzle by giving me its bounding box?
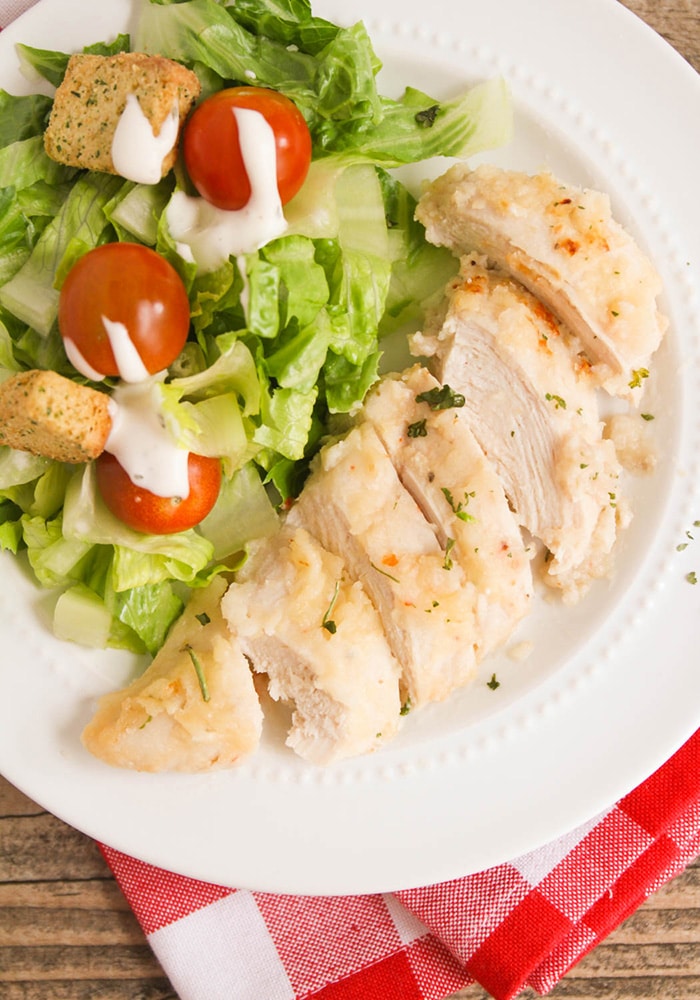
[63,317,152,383]
[82,106,287,500]
[237,254,250,322]
[105,380,191,499]
[64,318,190,499]
[166,106,288,274]
[101,317,152,383]
[111,94,179,185]
[63,337,105,382]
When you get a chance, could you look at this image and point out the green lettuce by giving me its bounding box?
[134,0,511,166]
[0,0,511,654]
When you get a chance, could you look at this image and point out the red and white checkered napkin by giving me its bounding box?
[98,730,700,1000]
[0,0,33,26]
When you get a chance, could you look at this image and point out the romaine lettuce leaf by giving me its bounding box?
[0,90,53,147]
[220,0,339,55]
[15,33,132,89]
[0,172,122,337]
[0,0,512,655]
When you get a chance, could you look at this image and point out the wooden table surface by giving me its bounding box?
[2,2,699,998]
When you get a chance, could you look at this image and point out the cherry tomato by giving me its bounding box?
[58,243,191,378]
[182,86,312,211]
[95,451,222,535]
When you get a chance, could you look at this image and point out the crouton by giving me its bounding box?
[44,52,201,179]
[0,369,112,463]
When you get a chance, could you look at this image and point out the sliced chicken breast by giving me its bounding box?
[288,421,481,709]
[411,255,629,600]
[223,525,401,765]
[82,577,262,772]
[358,364,533,651]
[416,163,667,401]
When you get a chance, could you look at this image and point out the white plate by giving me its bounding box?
[1,0,700,896]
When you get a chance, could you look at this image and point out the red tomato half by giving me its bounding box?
[58,243,191,378]
[95,451,222,535]
[182,87,312,211]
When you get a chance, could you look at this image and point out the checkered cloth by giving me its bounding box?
[3,2,700,998]
[96,731,700,1000]
[0,0,32,23]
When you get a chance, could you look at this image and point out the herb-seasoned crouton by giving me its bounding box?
[0,369,112,463]
[44,52,201,180]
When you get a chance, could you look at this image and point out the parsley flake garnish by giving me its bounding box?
[487,673,501,690]
[545,392,567,409]
[371,561,401,584]
[407,418,428,438]
[443,537,456,570]
[629,367,650,390]
[641,413,655,421]
[415,385,465,410]
[195,612,211,626]
[400,698,412,716]
[183,644,210,702]
[322,581,340,634]
[441,486,476,522]
[414,104,440,128]
[686,571,698,585]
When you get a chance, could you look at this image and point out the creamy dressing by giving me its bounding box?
[86,105,289,500]
[111,93,179,185]
[166,106,288,274]
[101,318,152,383]
[63,337,105,382]
[66,319,188,498]
[105,380,191,499]
[63,317,152,383]
[237,255,250,323]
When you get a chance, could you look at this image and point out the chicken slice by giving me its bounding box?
[358,364,533,652]
[82,577,262,772]
[288,421,481,709]
[222,525,401,765]
[416,163,667,400]
[411,255,629,600]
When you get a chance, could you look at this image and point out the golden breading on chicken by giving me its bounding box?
[416,164,668,401]
[287,420,484,708]
[82,578,262,772]
[223,525,402,765]
[357,364,533,648]
[411,255,630,600]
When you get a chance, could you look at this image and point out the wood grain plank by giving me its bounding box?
[1,985,177,1000]
[0,779,44,816]
[528,979,700,1000]
[608,906,700,944]
[0,814,109,882]
[618,0,700,70]
[1,976,174,1000]
[0,879,132,914]
[1,902,149,947]
[1,944,166,981]
[564,942,700,978]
